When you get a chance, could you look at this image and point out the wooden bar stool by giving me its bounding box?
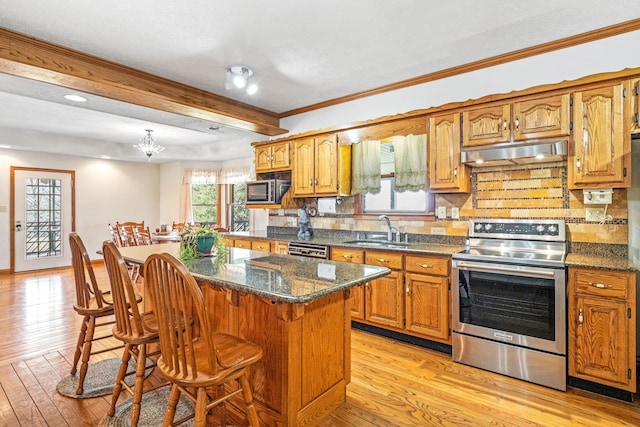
[102,240,161,426]
[143,252,263,427]
[68,233,125,395]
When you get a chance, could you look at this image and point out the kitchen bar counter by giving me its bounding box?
[115,242,390,427]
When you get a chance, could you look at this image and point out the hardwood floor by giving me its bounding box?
[1,266,639,426]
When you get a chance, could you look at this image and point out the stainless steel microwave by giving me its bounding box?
[246,179,291,204]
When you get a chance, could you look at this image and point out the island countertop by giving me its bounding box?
[115,242,391,304]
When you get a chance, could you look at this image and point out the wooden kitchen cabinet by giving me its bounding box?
[428,112,470,193]
[331,247,366,320]
[364,250,404,329]
[232,237,252,249]
[251,239,272,253]
[404,254,450,342]
[629,78,640,134]
[569,82,630,189]
[255,141,290,172]
[292,134,341,197]
[273,241,289,254]
[568,267,636,393]
[462,93,570,147]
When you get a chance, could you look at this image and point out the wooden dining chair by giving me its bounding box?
[68,232,125,395]
[171,221,185,232]
[143,253,263,427]
[133,226,153,246]
[102,240,161,426]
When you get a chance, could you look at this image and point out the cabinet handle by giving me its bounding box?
[576,157,581,171]
[453,167,458,177]
[578,308,583,324]
[315,178,318,185]
[309,179,312,186]
[377,258,389,263]
[406,286,410,295]
[503,119,508,131]
[419,264,433,269]
[589,282,612,289]
[515,117,519,130]
[342,255,353,259]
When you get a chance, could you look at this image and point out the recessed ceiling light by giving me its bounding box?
[64,94,87,102]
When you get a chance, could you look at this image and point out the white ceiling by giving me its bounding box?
[0,1,639,163]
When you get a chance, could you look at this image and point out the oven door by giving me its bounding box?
[452,259,566,355]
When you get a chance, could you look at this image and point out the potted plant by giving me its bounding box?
[178,226,228,260]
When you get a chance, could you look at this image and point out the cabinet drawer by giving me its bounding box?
[572,268,631,299]
[365,250,403,270]
[233,238,252,249]
[251,240,272,252]
[331,247,365,264]
[405,254,449,276]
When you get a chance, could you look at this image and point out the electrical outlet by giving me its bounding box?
[278,209,285,216]
[436,206,447,219]
[585,207,605,222]
[451,207,459,219]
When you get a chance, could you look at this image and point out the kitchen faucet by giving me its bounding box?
[378,215,397,241]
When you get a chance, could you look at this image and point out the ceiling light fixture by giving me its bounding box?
[63,94,87,102]
[226,65,258,95]
[134,129,164,161]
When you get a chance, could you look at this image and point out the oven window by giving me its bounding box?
[458,270,555,341]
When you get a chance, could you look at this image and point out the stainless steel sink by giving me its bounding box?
[342,240,409,248]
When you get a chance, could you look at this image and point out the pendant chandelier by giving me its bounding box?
[135,129,165,160]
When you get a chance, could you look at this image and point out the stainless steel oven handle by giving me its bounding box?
[454,260,557,278]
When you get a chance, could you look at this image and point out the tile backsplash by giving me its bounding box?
[268,161,628,245]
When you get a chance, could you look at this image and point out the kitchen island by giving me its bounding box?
[115,243,391,426]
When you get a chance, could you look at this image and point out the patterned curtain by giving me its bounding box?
[351,140,381,195]
[392,134,427,192]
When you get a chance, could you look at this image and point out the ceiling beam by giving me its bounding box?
[0,28,288,136]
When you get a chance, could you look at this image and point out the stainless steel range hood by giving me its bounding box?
[461,139,567,167]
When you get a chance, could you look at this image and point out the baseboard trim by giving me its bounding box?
[568,377,634,402]
[351,321,452,355]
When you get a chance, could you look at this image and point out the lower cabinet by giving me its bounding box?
[231,238,275,253]
[332,247,452,344]
[331,247,366,320]
[568,267,636,393]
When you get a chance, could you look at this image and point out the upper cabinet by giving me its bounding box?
[255,141,291,172]
[292,134,350,197]
[629,78,640,135]
[462,93,571,147]
[569,82,630,189]
[428,112,470,193]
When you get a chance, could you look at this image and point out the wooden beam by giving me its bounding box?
[0,28,287,136]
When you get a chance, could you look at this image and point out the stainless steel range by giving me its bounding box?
[452,218,567,391]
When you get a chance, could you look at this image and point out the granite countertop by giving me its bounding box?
[565,253,638,272]
[115,243,391,304]
[223,231,465,256]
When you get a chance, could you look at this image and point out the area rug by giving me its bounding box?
[98,384,195,427]
[56,357,154,399]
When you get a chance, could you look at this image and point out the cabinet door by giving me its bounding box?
[513,93,571,140]
[332,247,366,320]
[569,83,629,189]
[630,78,640,135]
[292,138,315,196]
[405,273,449,341]
[273,241,289,254]
[314,135,339,196]
[255,145,273,172]
[271,142,290,170]
[428,112,469,193]
[365,271,403,329]
[462,104,511,147]
[569,295,631,389]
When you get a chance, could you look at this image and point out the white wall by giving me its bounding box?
[281,30,640,137]
[0,144,161,267]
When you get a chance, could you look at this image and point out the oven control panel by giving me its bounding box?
[469,219,565,241]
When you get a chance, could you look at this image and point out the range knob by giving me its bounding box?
[485,224,492,231]
[475,223,483,231]
[548,225,557,233]
[536,225,545,233]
